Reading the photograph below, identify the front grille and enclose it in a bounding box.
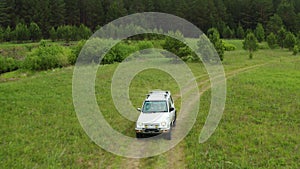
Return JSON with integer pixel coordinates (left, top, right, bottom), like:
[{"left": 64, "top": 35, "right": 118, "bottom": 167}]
[{"left": 144, "top": 129, "right": 160, "bottom": 133}]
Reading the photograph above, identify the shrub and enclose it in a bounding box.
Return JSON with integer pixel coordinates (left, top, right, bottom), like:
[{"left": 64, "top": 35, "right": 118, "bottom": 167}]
[
  {"left": 70, "top": 40, "right": 86, "bottom": 65},
  {"left": 0, "top": 56, "right": 19, "bottom": 74},
  {"left": 137, "top": 41, "right": 154, "bottom": 54},
  {"left": 223, "top": 42, "right": 237, "bottom": 51},
  {"left": 293, "top": 45, "right": 298, "bottom": 55},
  {"left": 107, "top": 42, "right": 139, "bottom": 63},
  {"left": 23, "top": 43, "right": 72, "bottom": 70},
  {"left": 163, "top": 34, "right": 191, "bottom": 59}
]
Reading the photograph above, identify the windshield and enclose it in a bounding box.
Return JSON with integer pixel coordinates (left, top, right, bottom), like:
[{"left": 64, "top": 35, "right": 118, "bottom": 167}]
[{"left": 142, "top": 101, "right": 168, "bottom": 113}]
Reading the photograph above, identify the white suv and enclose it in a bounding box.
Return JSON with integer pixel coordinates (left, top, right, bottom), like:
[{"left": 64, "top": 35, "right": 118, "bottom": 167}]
[{"left": 135, "top": 91, "right": 176, "bottom": 140}]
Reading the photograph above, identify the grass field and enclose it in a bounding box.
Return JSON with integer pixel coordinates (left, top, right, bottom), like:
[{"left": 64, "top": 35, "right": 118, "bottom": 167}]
[{"left": 0, "top": 40, "right": 299, "bottom": 168}]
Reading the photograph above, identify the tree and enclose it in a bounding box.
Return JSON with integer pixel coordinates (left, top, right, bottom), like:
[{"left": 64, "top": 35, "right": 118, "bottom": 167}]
[
  {"left": 207, "top": 28, "right": 225, "bottom": 61},
  {"left": 277, "top": 1, "right": 297, "bottom": 32},
  {"left": 277, "top": 27, "right": 286, "bottom": 48},
  {"left": 64, "top": 0, "right": 80, "bottom": 25},
  {"left": 267, "top": 33, "right": 277, "bottom": 49},
  {"left": 49, "top": 27, "right": 57, "bottom": 42},
  {"left": 222, "top": 26, "right": 234, "bottom": 39},
  {"left": 243, "top": 33, "right": 258, "bottom": 59},
  {"left": 77, "top": 24, "right": 92, "bottom": 40},
  {"left": 284, "top": 32, "right": 296, "bottom": 51},
  {"left": 266, "top": 14, "right": 283, "bottom": 34},
  {"left": 83, "top": 0, "right": 104, "bottom": 30},
  {"left": 0, "top": 0, "right": 9, "bottom": 27},
  {"left": 15, "top": 23, "right": 30, "bottom": 42},
  {"left": 29, "top": 22, "right": 42, "bottom": 42},
  {"left": 162, "top": 31, "right": 192, "bottom": 61},
  {"left": 0, "top": 27, "right": 4, "bottom": 42},
  {"left": 49, "top": 0, "right": 65, "bottom": 28},
  {"left": 236, "top": 24, "right": 245, "bottom": 39},
  {"left": 3, "top": 26, "right": 12, "bottom": 41},
  {"left": 106, "top": 0, "right": 127, "bottom": 23},
  {"left": 255, "top": 23, "right": 265, "bottom": 42}
]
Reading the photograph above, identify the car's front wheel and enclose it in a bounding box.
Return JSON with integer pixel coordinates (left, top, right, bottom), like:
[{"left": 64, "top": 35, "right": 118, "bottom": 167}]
[
  {"left": 136, "top": 133, "right": 143, "bottom": 139},
  {"left": 165, "top": 129, "right": 172, "bottom": 140}
]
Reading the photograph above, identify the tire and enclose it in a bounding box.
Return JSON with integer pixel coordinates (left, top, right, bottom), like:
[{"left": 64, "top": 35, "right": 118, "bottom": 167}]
[
  {"left": 172, "top": 111, "right": 177, "bottom": 127},
  {"left": 136, "top": 133, "right": 142, "bottom": 139},
  {"left": 165, "top": 129, "right": 172, "bottom": 140}
]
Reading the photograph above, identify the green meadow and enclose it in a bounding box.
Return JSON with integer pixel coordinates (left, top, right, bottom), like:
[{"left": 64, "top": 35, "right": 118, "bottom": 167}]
[{"left": 0, "top": 40, "right": 299, "bottom": 168}]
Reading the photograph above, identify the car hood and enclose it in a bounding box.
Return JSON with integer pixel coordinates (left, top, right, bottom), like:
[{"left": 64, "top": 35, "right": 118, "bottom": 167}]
[{"left": 137, "top": 112, "right": 170, "bottom": 124}]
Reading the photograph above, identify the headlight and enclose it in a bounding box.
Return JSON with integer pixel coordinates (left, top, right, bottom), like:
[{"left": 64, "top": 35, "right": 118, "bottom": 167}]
[
  {"left": 137, "top": 122, "right": 143, "bottom": 127},
  {"left": 161, "top": 122, "right": 167, "bottom": 127}
]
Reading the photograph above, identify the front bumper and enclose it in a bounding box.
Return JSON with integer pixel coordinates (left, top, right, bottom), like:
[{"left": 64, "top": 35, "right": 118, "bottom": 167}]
[{"left": 135, "top": 128, "right": 170, "bottom": 134}]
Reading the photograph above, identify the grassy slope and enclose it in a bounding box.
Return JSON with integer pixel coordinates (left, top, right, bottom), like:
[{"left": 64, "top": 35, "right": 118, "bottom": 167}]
[{"left": 0, "top": 40, "right": 299, "bottom": 168}]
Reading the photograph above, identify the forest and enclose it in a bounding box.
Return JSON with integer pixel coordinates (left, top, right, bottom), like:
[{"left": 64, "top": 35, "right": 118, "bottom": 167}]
[{"left": 0, "top": 0, "right": 300, "bottom": 40}]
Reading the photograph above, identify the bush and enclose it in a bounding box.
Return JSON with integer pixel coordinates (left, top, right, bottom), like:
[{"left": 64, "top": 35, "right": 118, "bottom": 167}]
[
  {"left": 163, "top": 34, "right": 191, "bottom": 59},
  {"left": 23, "top": 43, "right": 72, "bottom": 70},
  {"left": 106, "top": 42, "right": 139, "bottom": 63},
  {"left": 70, "top": 40, "right": 86, "bottom": 65},
  {"left": 137, "top": 41, "right": 154, "bottom": 54},
  {"left": 0, "top": 56, "right": 19, "bottom": 74},
  {"left": 284, "top": 32, "right": 296, "bottom": 51},
  {"left": 293, "top": 45, "right": 298, "bottom": 55},
  {"left": 223, "top": 42, "right": 237, "bottom": 51}
]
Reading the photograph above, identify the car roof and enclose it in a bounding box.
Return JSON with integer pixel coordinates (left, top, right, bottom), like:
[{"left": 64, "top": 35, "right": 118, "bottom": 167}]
[{"left": 145, "top": 91, "right": 171, "bottom": 101}]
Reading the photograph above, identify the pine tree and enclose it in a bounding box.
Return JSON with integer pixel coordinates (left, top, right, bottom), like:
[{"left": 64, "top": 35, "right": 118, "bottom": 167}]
[
  {"left": 29, "top": 22, "right": 42, "bottom": 42},
  {"left": 207, "top": 28, "right": 225, "bottom": 61},
  {"left": 15, "top": 23, "right": 30, "bottom": 42},
  {"left": 255, "top": 23, "right": 265, "bottom": 42},
  {"left": 84, "top": 0, "right": 105, "bottom": 30},
  {"left": 277, "top": 1, "right": 297, "bottom": 32},
  {"left": 236, "top": 24, "right": 245, "bottom": 39},
  {"left": 284, "top": 32, "right": 296, "bottom": 51},
  {"left": 49, "top": 27, "right": 57, "bottom": 42},
  {"left": 3, "top": 26, "right": 12, "bottom": 41},
  {"left": 0, "top": 0, "right": 9, "bottom": 27},
  {"left": 49, "top": 0, "right": 65, "bottom": 28},
  {"left": 243, "top": 32, "right": 258, "bottom": 59},
  {"left": 266, "top": 14, "right": 283, "bottom": 34},
  {"left": 64, "top": 0, "right": 80, "bottom": 25},
  {"left": 106, "top": 0, "right": 127, "bottom": 23},
  {"left": 35, "top": 0, "right": 51, "bottom": 37},
  {"left": 267, "top": 33, "right": 277, "bottom": 49},
  {"left": 277, "top": 27, "right": 286, "bottom": 48}
]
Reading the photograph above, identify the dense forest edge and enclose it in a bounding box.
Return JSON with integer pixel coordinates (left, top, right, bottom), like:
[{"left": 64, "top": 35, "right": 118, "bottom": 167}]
[{"left": 0, "top": 0, "right": 300, "bottom": 74}]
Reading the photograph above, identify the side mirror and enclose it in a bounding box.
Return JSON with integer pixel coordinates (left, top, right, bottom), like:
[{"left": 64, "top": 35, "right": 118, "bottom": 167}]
[
  {"left": 137, "top": 108, "right": 141, "bottom": 112},
  {"left": 169, "top": 107, "right": 174, "bottom": 112}
]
